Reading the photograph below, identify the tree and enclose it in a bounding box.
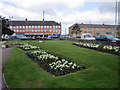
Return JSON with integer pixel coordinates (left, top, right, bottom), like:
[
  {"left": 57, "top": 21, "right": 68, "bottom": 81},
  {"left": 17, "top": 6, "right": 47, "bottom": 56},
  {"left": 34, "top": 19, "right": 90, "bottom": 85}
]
[
  {"left": 71, "top": 23, "right": 82, "bottom": 37},
  {"left": 1, "top": 17, "right": 14, "bottom": 35}
]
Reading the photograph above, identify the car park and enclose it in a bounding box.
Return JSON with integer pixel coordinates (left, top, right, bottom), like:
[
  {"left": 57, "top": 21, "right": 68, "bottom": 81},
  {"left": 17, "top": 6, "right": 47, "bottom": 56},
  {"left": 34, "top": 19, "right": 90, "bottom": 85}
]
[
  {"left": 80, "top": 33, "right": 95, "bottom": 40},
  {"left": 96, "top": 34, "right": 120, "bottom": 42}
]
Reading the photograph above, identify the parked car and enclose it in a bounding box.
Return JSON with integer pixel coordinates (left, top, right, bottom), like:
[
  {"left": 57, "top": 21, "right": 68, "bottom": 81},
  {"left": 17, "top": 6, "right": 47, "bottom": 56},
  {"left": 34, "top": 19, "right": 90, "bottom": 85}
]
[
  {"left": 10, "top": 36, "right": 19, "bottom": 39},
  {"left": 80, "top": 33, "right": 95, "bottom": 40},
  {"left": 96, "top": 34, "right": 120, "bottom": 42}
]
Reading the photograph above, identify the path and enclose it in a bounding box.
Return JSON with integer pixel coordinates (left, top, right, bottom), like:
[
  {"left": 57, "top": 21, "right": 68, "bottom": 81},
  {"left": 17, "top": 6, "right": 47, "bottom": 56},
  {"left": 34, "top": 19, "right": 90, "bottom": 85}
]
[{"left": 0, "top": 46, "right": 16, "bottom": 90}]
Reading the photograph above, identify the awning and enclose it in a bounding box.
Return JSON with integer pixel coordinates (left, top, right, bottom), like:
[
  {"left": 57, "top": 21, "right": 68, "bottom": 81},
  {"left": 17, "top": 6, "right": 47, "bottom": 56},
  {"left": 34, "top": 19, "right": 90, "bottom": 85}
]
[{"left": 25, "top": 33, "right": 43, "bottom": 35}]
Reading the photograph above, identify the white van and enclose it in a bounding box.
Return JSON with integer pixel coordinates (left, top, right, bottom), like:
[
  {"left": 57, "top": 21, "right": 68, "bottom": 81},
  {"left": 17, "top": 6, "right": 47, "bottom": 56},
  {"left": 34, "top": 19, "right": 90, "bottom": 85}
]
[{"left": 80, "top": 33, "right": 95, "bottom": 40}]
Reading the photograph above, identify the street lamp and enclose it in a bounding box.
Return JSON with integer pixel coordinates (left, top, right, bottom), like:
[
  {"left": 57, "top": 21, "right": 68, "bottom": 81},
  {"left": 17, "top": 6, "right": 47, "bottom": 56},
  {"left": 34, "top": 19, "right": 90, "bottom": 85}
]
[
  {"left": 43, "top": 11, "right": 45, "bottom": 42},
  {"left": 0, "top": 16, "right": 2, "bottom": 41},
  {"left": 9, "top": 16, "right": 13, "bottom": 26}
]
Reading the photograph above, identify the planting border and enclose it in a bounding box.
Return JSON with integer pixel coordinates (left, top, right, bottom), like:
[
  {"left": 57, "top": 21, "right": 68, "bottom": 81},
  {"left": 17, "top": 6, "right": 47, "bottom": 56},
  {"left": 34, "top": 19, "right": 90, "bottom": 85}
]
[
  {"left": 72, "top": 43, "right": 120, "bottom": 56},
  {"left": 26, "top": 52, "right": 86, "bottom": 76}
]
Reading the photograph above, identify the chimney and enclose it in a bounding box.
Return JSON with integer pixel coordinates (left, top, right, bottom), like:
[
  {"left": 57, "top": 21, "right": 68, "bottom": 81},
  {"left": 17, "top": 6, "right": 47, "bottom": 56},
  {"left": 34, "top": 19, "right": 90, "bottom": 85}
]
[
  {"left": 25, "top": 18, "right": 28, "bottom": 26},
  {"left": 25, "top": 18, "right": 27, "bottom": 22}
]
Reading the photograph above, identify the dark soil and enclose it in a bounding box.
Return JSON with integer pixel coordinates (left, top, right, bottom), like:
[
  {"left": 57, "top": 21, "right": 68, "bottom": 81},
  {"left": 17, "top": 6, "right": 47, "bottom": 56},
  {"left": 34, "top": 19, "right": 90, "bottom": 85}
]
[
  {"left": 72, "top": 43, "right": 120, "bottom": 56},
  {"left": 26, "top": 53, "right": 85, "bottom": 76}
]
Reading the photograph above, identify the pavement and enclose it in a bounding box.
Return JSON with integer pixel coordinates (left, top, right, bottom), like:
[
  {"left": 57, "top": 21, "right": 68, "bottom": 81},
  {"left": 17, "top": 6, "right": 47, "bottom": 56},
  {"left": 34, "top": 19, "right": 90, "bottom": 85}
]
[{"left": 0, "top": 45, "right": 15, "bottom": 90}]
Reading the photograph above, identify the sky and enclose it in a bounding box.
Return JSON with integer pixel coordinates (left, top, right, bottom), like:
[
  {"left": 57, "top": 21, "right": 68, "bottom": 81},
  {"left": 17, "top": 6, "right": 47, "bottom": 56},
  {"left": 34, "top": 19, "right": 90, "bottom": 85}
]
[{"left": 0, "top": 0, "right": 120, "bottom": 35}]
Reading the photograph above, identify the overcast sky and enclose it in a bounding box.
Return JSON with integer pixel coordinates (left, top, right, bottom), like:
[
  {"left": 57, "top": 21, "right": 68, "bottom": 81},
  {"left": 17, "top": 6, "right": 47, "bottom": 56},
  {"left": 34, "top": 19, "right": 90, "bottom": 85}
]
[{"left": 0, "top": 0, "right": 119, "bottom": 34}]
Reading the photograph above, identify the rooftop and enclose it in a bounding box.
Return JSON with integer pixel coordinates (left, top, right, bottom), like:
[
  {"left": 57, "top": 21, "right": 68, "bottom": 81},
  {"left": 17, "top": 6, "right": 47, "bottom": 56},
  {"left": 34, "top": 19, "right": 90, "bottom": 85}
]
[
  {"left": 69, "top": 23, "right": 119, "bottom": 29},
  {"left": 9, "top": 20, "right": 61, "bottom": 26}
]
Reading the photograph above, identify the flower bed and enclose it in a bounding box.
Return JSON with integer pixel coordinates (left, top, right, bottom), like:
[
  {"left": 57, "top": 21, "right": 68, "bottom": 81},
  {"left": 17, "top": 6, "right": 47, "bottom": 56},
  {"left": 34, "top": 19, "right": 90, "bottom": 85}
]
[
  {"left": 72, "top": 42, "right": 120, "bottom": 55},
  {"left": 12, "top": 42, "right": 25, "bottom": 45},
  {"left": 12, "top": 42, "right": 41, "bottom": 51},
  {"left": 19, "top": 43, "right": 41, "bottom": 51},
  {"left": 27, "top": 50, "right": 86, "bottom": 76}
]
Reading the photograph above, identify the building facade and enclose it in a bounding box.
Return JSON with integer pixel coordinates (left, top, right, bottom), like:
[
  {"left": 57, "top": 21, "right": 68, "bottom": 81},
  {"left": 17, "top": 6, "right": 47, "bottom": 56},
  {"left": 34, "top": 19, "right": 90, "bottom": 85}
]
[
  {"left": 9, "top": 19, "right": 61, "bottom": 37},
  {"left": 69, "top": 23, "right": 120, "bottom": 37}
]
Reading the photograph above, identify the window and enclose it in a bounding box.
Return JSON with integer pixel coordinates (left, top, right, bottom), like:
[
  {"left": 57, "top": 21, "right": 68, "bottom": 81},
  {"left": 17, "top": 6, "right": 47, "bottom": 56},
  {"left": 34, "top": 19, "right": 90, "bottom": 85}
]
[
  {"left": 44, "top": 30, "right": 46, "bottom": 32},
  {"left": 41, "top": 30, "right": 43, "bottom": 32},
  {"left": 112, "top": 28, "right": 114, "bottom": 30},
  {"left": 35, "top": 26, "right": 37, "bottom": 28},
  {"left": 47, "top": 30, "right": 49, "bottom": 32},
  {"left": 84, "top": 31, "right": 87, "bottom": 33},
  {"left": 14, "top": 30, "right": 16, "bottom": 32},
  {"left": 53, "top": 30, "right": 55, "bottom": 32},
  {"left": 50, "top": 30, "right": 52, "bottom": 32},
  {"left": 32, "top": 26, "right": 34, "bottom": 28},
  {"left": 26, "top": 26, "right": 28, "bottom": 28},
  {"left": 16, "top": 26, "right": 18, "bottom": 28},
  {"left": 58, "top": 26, "right": 60, "bottom": 28},
  {"left": 53, "top": 26, "right": 55, "bottom": 28},
  {"left": 50, "top": 26, "right": 52, "bottom": 28},
  {"left": 26, "top": 30, "right": 28, "bottom": 32},
  {"left": 44, "top": 26, "right": 46, "bottom": 28},
  {"left": 23, "top": 26, "right": 25, "bottom": 28},
  {"left": 47, "top": 26, "right": 49, "bottom": 28},
  {"left": 29, "top": 30, "right": 31, "bottom": 32},
  {"left": 23, "top": 30, "right": 25, "bottom": 32},
  {"left": 56, "top": 30, "right": 58, "bottom": 32},
  {"left": 103, "top": 31, "right": 104, "bottom": 33},
  {"left": 32, "top": 30, "right": 34, "bottom": 32},
  {"left": 20, "top": 30, "right": 22, "bottom": 32},
  {"left": 17, "top": 30, "right": 19, "bottom": 32},
  {"left": 56, "top": 26, "right": 58, "bottom": 28},
  {"left": 96, "top": 28, "right": 98, "bottom": 30},
  {"left": 59, "top": 30, "right": 60, "bottom": 32},
  {"left": 29, "top": 26, "right": 31, "bottom": 28},
  {"left": 38, "top": 30, "right": 40, "bottom": 32},
  {"left": 35, "top": 30, "right": 37, "bottom": 32},
  {"left": 41, "top": 26, "right": 43, "bottom": 28},
  {"left": 38, "top": 26, "right": 40, "bottom": 28},
  {"left": 85, "top": 28, "right": 87, "bottom": 30},
  {"left": 14, "top": 26, "right": 16, "bottom": 28},
  {"left": 10, "top": 26, "right": 12, "bottom": 28}
]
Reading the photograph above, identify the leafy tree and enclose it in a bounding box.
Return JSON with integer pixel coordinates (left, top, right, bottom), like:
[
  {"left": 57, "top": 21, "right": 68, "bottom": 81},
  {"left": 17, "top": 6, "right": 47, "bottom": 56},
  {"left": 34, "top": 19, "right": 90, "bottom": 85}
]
[
  {"left": 71, "top": 23, "right": 82, "bottom": 37},
  {"left": 1, "top": 17, "right": 14, "bottom": 35}
]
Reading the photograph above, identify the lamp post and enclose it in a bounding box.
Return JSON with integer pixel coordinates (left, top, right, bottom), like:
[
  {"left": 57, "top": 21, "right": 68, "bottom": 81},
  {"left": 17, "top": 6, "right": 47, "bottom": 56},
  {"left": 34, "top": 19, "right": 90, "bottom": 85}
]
[
  {"left": 9, "top": 16, "right": 13, "bottom": 26},
  {"left": 0, "top": 16, "right": 2, "bottom": 41},
  {"left": 43, "top": 11, "right": 45, "bottom": 42},
  {"left": 64, "top": 27, "right": 66, "bottom": 39},
  {"left": 115, "top": 0, "right": 118, "bottom": 37}
]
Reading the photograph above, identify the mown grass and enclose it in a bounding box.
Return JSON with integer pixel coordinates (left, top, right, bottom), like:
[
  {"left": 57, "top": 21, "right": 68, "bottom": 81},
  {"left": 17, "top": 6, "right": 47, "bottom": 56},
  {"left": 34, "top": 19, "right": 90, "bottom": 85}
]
[{"left": 4, "top": 40, "right": 118, "bottom": 88}]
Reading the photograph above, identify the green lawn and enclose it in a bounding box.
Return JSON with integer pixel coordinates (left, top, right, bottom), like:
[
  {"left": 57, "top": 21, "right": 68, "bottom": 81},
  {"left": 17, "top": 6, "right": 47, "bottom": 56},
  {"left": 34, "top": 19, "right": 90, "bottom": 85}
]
[
  {"left": 4, "top": 40, "right": 118, "bottom": 88},
  {"left": 0, "top": 41, "right": 7, "bottom": 45}
]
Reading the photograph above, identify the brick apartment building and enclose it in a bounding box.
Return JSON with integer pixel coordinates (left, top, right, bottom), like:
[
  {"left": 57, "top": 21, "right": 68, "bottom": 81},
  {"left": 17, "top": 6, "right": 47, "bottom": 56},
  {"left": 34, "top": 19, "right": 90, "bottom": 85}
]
[
  {"left": 69, "top": 23, "right": 120, "bottom": 37},
  {"left": 9, "top": 19, "right": 61, "bottom": 37}
]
